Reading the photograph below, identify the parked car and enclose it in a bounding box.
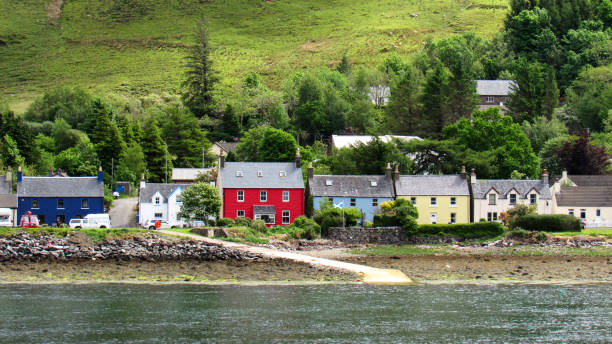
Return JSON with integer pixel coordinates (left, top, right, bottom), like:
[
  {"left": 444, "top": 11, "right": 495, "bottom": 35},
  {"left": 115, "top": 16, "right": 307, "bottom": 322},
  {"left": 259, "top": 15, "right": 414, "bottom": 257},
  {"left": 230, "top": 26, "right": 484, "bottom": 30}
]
[
  {"left": 20, "top": 212, "right": 40, "bottom": 228},
  {"left": 84, "top": 214, "right": 111, "bottom": 228},
  {"left": 68, "top": 218, "right": 110, "bottom": 229},
  {"left": 142, "top": 219, "right": 181, "bottom": 230}
]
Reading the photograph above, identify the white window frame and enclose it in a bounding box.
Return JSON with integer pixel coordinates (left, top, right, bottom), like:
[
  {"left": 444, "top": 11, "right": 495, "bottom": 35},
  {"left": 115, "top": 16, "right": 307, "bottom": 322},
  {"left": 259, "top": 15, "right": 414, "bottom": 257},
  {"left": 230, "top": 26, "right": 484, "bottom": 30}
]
[
  {"left": 279, "top": 171, "right": 286, "bottom": 177},
  {"left": 410, "top": 197, "right": 416, "bottom": 205},
  {"left": 282, "top": 190, "right": 290, "bottom": 202},
  {"left": 509, "top": 194, "right": 517, "bottom": 205},
  {"left": 430, "top": 197, "right": 437, "bottom": 206},
  {"left": 596, "top": 209, "right": 601, "bottom": 217},
  {"left": 260, "top": 190, "right": 267, "bottom": 202},
  {"left": 236, "top": 171, "right": 243, "bottom": 177},
  {"left": 569, "top": 209, "right": 575, "bottom": 216},
  {"left": 57, "top": 199, "right": 64, "bottom": 209},
  {"left": 154, "top": 213, "right": 163, "bottom": 219},
  {"left": 530, "top": 194, "right": 537, "bottom": 204},
  {"left": 257, "top": 171, "right": 264, "bottom": 177},
  {"left": 450, "top": 197, "right": 456, "bottom": 206},
  {"left": 350, "top": 198, "right": 356, "bottom": 207},
  {"left": 489, "top": 194, "right": 496, "bottom": 205},
  {"left": 282, "top": 210, "right": 290, "bottom": 224},
  {"left": 155, "top": 197, "right": 161, "bottom": 205},
  {"left": 372, "top": 198, "right": 378, "bottom": 207},
  {"left": 487, "top": 212, "right": 498, "bottom": 221},
  {"left": 430, "top": 213, "right": 437, "bottom": 224},
  {"left": 580, "top": 209, "right": 586, "bottom": 219},
  {"left": 486, "top": 96, "right": 494, "bottom": 103},
  {"left": 450, "top": 212, "right": 456, "bottom": 224},
  {"left": 255, "top": 214, "right": 275, "bottom": 224},
  {"left": 81, "top": 199, "right": 89, "bottom": 209},
  {"left": 237, "top": 210, "right": 245, "bottom": 217},
  {"left": 32, "top": 199, "right": 39, "bottom": 209},
  {"left": 237, "top": 190, "right": 244, "bottom": 202}
]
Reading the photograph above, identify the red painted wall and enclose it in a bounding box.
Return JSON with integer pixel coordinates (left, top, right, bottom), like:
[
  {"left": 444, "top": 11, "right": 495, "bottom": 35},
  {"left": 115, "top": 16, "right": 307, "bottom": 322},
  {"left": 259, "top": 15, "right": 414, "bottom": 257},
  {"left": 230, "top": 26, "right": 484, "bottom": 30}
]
[{"left": 223, "top": 188, "right": 304, "bottom": 225}]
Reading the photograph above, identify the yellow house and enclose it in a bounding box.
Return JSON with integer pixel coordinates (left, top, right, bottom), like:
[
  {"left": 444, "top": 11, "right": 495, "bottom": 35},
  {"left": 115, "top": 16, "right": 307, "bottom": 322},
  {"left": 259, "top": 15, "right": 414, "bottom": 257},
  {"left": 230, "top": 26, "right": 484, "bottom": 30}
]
[{"left": 395, "top": 175, "right": 471, "bottom": 224}]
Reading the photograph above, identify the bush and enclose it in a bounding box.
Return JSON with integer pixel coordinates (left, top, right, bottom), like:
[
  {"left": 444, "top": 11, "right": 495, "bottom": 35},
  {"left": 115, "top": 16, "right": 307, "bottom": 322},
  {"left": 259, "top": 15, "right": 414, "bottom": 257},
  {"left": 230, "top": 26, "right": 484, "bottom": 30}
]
[
  {"left": 417, "top": 222, "right": 504, "bottom": 239},
  {"left": 216, "top": 218, "right": 234, "bottom": 227},
  {"left": 234, "top": 217, "right": 252, "bottom": 227},
  {"left": 373, "top": 198, "right": 418, "bottom": 234},
  {"left": 292, "top": 216, "right": 321, "bottom": 240},
  {"left": 373, "top": 213, "right": 402, "bottom": 227},
  {"left": 249, "top": 219, "right": 267, "bottom": 233},
  {"left": 510, "top": 214, "right": 581, "bottom": 232},
  {"left": 314, "top": 204, "right": 362, "bottom": 236},
  {"left": 505, "top": 228, "right": 549, "bottom": 242}
]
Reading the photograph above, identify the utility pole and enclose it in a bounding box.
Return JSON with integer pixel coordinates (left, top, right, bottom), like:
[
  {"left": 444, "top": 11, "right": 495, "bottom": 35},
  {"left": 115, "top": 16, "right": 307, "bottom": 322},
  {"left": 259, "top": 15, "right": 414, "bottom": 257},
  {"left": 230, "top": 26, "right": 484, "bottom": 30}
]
[
  {"left": 164, "top": 142, "right": 168, "bottom": 184},
  {"left": 202, "top": 147, "right": 206, "bottom": 168},
  {"left": 111, "top": 158, "right": 114, "bottom": 188}
]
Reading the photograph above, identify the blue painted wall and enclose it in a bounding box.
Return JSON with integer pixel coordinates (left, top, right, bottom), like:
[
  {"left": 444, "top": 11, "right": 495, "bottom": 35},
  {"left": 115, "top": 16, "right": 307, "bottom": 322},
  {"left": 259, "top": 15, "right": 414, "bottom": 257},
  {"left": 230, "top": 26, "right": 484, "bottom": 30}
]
[
  {"left": 17, "top": 197, "right": 104, "bottom": 226},
  {"left": 313, "top": 196, "right": 393, "bottom": 222}
]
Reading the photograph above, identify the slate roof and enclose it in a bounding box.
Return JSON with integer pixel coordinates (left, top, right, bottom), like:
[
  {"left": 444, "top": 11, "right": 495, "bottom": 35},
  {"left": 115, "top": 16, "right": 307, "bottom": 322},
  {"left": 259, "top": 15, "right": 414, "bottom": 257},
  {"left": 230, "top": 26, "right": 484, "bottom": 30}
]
[
  {"left": 215, "top": 141, "right": 238, "bottom": 153},
  {"left": 331, "top": 135, "right": 422, "bottom": 149},
  {"left": 309, "top": 175, "right": 394, "bottom": 198},
  {"left": 556, "top": 186, "right": 612, "bottom": 207},
  {"left": 253, "top": 205, "right": 275, "bottom": 214},
  {"left": 550, "top": 174, "right": 612, "bottom": 186},
  {"left": 476, "top": 80, "right": 516, "bottom": 96},
  {"left": 220, "top": 162, "right": 304, "bottom": 189},
  {"left": 17, "top": 177, "right": 104, "bottom": 198},
  {"left": 139, "top": 183, "right": 190, "bottom": 204},
  {"left": 171, "top": 168, "right": 212, "bottom": 182},
  {"left": 395, "top": 175, "right": 470, "bottom": 196},
  {"left": 472, "top": 179, "right": 552, "bottom": 200},
  {"left": 0, "top": 194, "right": 17, "bottom": 208}
]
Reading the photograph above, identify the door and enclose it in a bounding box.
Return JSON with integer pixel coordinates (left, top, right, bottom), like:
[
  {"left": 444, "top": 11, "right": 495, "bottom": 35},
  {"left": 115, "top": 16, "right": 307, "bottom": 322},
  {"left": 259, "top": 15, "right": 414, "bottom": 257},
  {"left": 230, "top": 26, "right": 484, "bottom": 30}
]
[{"left": 430, "top": 213, "right": 437, "bottom": 224}]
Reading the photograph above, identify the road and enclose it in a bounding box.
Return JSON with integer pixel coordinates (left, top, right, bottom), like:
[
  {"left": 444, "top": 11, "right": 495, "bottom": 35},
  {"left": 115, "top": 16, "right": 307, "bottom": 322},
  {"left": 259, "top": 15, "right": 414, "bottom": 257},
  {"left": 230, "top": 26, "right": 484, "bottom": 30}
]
[{"left": 110, "top": 197, "right": 138, "bottom": 228}]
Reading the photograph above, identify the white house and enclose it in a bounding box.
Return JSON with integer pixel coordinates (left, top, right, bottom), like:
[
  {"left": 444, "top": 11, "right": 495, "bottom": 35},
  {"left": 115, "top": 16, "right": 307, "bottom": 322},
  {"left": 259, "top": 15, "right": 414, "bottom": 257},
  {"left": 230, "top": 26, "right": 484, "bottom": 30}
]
[
  {"left": 471, "top": 170, "right": 553, "bottom": 222},
  {"left": 138, "top": 178, "right": 190, "bottom": 227}
]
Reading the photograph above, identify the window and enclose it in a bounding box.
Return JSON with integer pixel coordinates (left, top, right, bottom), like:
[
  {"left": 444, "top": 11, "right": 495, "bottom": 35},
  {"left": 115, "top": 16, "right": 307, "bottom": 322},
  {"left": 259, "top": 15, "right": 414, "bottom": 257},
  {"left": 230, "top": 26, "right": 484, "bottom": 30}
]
[
  {"left": 328, "top": 197, "right": 334, "bottom": 204},
  {"left": 530, "top": 194, "right": 537, "bottom": 204},
  {"left": 450, "top": 213, "right": 456, "bottom": 224},
  {"left": 176, "top": 195, "right": 182, "bottom": 203},
  {"left": 255, "top": 214, "right": 275, "bottom": 224},
  {"left": 488, "top": 194, "right": 496, "bottom": 205},
  {"left": 32, "top": 199, "right": 39, "bottom": 209},
  {"left": 430, "top": 213, "right": 437, "bottom": 224},
  {"left": 236, "top": 171, "right": 243, "bottom": 177},
  {"left": 260, "top": 190, "right": 267, "bottom": 202},
  {"left": 596, "top": 209, "right": 601, "bottom": 217},
  {"left": 410, "top": 197, "right": 416, "bottom": 205},
  {"left": 569, "top": 209, "right": 575, "bottom": 216},
  {"left": 154, "top": 213, "right": 162, "bottom": 219},
  {"left": 509, "top": 194, "right": 517, "bottom": 205},
  {"left": 257, "top": 171, "right": 263, "bottom": 177},
  {"left": 430, "top": 197, "right": 437, "bottom": 206},
  {"left": 370, "top": 180, "right": 378, "bottom": 187},
  {"left": 279, "top": 171, "right": 286, "bottom": 177},
  {"left": 350, "top": 198, "right": 356, "bottom": 207},
  {"left": 487, "top": 212, "right": 498, "bottom": 221},
  {"left": 372, "top": 198, "right": 378, "bottom": 207},
  {"left": 283, "top": 191, "right": 290, "bottom": 202},
  {"left": 237, "top": 190, "right": 244, "bottom": 202},
  {"left": 57, "top": 199, "right": 64, "bottom": 209},
  {"left": 282, "top": 210, "right": 290, "bottom": 224},
  {"left": 486, "top": 96, "right": 494, "bottom": 103},
  {"left": 326, "top": 179, "right": 333, "bottom": 186},
  {"left": 237, "top": 210, "right": 245, "bottom": 217},
  {"left": 81, "top": 199, "right": 89, "bottom": 209},
  {"left": 450, "top": 197, "right": 456, "bottom": 206},
  {"left": 580, "top": 209, "right": 586, "bottom": 219},
  {"left": 155, "top": 197, "right": 160, "bottom": 204}
]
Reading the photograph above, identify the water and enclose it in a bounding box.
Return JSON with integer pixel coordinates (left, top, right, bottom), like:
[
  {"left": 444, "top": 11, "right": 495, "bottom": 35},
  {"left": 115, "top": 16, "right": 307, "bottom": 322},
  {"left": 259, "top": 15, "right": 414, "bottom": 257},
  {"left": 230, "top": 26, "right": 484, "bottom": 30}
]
[{"left": 0, "top": 284, "right": 610, "bottom": 343}]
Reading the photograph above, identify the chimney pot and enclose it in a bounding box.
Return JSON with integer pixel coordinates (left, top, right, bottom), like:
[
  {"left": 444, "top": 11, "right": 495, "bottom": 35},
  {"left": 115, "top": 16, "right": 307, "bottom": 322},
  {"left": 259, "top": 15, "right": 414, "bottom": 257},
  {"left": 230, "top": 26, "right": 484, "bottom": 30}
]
[{"left": 470, "top": 169, "right": 476, "bottom": 184}]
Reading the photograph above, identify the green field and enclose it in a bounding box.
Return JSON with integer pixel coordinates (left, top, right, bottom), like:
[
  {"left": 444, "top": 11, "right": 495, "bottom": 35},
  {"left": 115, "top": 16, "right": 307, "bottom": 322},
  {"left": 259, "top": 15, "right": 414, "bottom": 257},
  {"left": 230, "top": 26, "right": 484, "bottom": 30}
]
[{"left": 0, "top": 0, "right": 509, "bottom": 112}]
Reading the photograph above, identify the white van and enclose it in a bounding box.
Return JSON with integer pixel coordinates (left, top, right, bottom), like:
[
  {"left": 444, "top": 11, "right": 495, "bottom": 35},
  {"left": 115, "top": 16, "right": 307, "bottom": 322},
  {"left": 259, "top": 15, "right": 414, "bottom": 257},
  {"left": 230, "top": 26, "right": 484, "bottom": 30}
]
[
  {"left": 69, "top": 218, "right": 107, "bottom": 229},
  {"left": 84, "top": 214, "right": 112, "bottom": 228},
  {"left": 0, "top": 208, "right": 12, "bottom": 227}
]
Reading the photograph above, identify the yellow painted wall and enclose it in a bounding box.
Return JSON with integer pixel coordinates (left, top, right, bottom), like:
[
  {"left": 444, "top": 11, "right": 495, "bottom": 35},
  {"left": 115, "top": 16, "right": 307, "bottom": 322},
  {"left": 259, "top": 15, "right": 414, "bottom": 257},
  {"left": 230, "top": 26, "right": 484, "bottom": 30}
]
[{"left": 398, "top": 195, "right": 470, "bottom": 224}]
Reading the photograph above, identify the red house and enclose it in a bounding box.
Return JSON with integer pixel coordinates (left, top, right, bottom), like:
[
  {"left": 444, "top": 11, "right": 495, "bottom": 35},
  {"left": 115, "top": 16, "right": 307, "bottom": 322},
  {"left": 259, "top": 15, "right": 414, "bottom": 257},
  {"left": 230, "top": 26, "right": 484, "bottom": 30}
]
[{"left": 218, "top": 157, "right": 305, "bottom": 226}]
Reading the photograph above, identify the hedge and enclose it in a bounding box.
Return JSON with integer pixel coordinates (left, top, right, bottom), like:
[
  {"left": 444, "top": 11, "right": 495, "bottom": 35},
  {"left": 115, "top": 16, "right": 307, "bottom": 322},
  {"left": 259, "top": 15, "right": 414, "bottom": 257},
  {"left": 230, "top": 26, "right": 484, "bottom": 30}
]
[
  {"left": 510, "top": 214, "right": 581, "bottom": 232},
  {"left": 373, "top": 213, "right": 402, "bottom": 227},
  {"left": 416, "top": 222, "right": 504, "bottom": 239}
]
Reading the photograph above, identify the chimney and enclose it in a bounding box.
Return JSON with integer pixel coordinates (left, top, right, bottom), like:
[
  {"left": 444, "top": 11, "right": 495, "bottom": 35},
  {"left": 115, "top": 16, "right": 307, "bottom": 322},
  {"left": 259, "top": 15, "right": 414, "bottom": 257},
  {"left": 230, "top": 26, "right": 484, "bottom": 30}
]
[
  {"left": 97, "top": 166, "right": 104, "bottom": 183},
  {"left": 470, "top": 169, "right": 476, "bottom": 184},
  {"left": 219, "top": 155, "right": 225, "bottom": 168},
  {"left": 385, "top": 162, "right": 392, "bottom": 180},
  {"left": 139, "top": 173, "right": 146, "bottom": 189},
  {"left": 393, "top": 164, "right": 400, "bottom": 181},
  {"left": 17, "top": 166, "right": 22, "bottom": 183},
  {"left": 307, "top": 161, "right": 314, "bottom": 180},
  {"left": 48, "top": 168, "right": 53, "bottom": 177},
  {"left": 460, "top": 166, "right": 467, "bottom": 179},
  {"left": 541, "top": 168, "right": 549, "bottom": 185},
  {"left": 562, "top": 168, "right": 568, "bottom": 180},
  {"left": 295, "top": 148, "right": 301, "bottom": 168}
]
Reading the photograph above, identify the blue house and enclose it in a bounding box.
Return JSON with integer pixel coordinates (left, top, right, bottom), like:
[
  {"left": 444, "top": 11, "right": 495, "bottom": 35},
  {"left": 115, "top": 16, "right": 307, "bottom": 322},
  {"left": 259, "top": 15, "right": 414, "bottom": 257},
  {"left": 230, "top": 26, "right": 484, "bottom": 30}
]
[
  {"left": 307, "top": 163, "right": 395, "bottom": 222},
  {"left": 16, "top": 167, "right": 105, "bottom": 226}
]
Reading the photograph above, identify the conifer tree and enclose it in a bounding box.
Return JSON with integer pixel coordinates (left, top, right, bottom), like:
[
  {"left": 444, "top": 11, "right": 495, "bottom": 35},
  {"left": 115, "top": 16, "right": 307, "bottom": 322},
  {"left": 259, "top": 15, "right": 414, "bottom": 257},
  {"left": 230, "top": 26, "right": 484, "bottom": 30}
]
[
  {"left": 142, "top": 118, "right": 172, "bottom": 182},
  {"left": 89, "top": 99, "right": 126, "bottom": 176}
]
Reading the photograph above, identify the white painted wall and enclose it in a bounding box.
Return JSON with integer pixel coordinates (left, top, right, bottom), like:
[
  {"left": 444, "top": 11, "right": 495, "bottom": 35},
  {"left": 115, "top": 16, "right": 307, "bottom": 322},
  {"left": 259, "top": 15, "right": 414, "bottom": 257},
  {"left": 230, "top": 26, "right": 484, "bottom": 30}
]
[
  {"left": 139, "top": 188, "right": 186, "bottom": 227},
  {"left": 474, "top": 189, "right": 552, "bottom": 221}
]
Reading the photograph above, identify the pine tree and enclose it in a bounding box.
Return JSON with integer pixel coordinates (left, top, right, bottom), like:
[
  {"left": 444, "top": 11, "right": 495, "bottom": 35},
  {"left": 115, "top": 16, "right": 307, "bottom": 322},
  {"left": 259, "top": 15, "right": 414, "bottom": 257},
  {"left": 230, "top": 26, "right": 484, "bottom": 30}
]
[
  {"left": 421, "top": 62, "right": 452, "bottom": 136},
  {"left": 142, "top": 118, "right": 172, "bottom": 183},
  {"left": 182, "top": 17, "right": 218, "bottom": 118},
  {"left": 337, "top": 54, "right": 351, "bottom": 76},
  {"left": 90, "top": 99, "right": 126, "bottom": 176}
]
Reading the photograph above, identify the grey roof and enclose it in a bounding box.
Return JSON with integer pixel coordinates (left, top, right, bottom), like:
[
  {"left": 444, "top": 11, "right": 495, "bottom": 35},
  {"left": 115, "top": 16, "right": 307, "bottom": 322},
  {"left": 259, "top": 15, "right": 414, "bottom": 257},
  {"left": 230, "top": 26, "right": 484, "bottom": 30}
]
[
  {"left": 139, "top": 183, "right": 190, "bottom": 203},
  {"left": 171, "top": 168, "right": 212, "bottom": 182},
  {"left": 472, "top": 179, "right": 552, "bottom": 200},
  {"left": 216, "top": 141, "right": 238, "bottom": 153},
  {"left": 309, "top": 175, "right": 394, "bottom": 198},
  {"left": 0, "top": 194, "right": 17, "bottom": 208},
  {"left": 220, "top": 162, "right": 304, "bottom": 189},
  {"left": 395, "top": 175, "right": 470, "bottom": 196},
  {"left": 550, "top": 174, "right": 612, "bottom": 186},
  {"left": 253, "top": 205, "right": 275, "bottom": 215},
  {"left": 476, "top": 80, "right": 516, "bottom": 96},
  {"left": 556, "top": 186, "right": 612, "bottom": 207},
  {"left": 0, "top": 178, "right": 10, "bottom": 194},
  {"left": 17, "top": 176, "right": 104, "bottom": 198}
]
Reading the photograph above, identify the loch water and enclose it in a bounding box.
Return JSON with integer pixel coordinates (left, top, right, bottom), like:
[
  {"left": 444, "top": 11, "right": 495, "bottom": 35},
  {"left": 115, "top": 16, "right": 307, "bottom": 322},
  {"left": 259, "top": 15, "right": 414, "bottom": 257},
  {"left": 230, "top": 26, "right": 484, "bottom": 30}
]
[{"left": 0, "top": 284, "right": 610, "bottom": 343}]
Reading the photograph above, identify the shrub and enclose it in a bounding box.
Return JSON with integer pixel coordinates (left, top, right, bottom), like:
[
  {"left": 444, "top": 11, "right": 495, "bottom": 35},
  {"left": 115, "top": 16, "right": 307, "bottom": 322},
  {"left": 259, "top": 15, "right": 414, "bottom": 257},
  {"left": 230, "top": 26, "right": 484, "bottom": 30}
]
[
  {"left": 216, "top": 218, "right": 234, "bottom": 227},
  {"left": 249, "top": 219, "right": 267, "bottom": 233},
  {"left": 417, "top": 222, "right": 504, "bottom": 239},
  {"left": 373, "top": 198, "right": 418, "bottom": 234},
  {"left": 505, "top": 228, "right": 529, "bottom": 239},
  {"left": 314, "top": 204, "right": 362, "bottom": 236},
  {"left": 510, "top": 214, "right": 581, "bottom": 232},
  {"left": 505, "top": 228, "right": 549, "bottom": 242},
  {"left": 373, "top": 213, "right": 401, "bottom": 227},
  {"left": 234, "top": 217, "right": 252, "bottom": 227},
  {"left": 506, "top": 204, "right": 536, "bottom": 226}
]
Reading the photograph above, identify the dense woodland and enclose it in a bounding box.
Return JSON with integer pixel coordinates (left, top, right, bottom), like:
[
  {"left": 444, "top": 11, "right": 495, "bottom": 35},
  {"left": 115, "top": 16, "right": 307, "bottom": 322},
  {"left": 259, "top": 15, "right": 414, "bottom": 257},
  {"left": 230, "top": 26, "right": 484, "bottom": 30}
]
[{"left": 1, "top": 0, "right": 612, "bottom": 195}]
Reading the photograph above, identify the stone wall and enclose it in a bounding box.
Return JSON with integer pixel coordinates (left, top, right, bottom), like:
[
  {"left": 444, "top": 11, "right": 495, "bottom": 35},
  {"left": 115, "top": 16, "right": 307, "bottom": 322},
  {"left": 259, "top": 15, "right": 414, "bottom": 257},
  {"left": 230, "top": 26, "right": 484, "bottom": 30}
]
[{"left": 327, "top": 226, "right": 462, "bottom": 245}]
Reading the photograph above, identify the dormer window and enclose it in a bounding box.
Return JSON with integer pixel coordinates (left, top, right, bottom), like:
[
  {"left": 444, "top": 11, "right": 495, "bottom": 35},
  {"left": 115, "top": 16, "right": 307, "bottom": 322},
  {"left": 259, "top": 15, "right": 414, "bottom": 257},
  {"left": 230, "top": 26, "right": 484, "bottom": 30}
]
[
  {"left": 370, "top": 180, "right": 377, "bottom": 187},
  {"left": 236, "top": 171, "right": 243, "bottom": 177},
  {"left": 530, "top": 194, "right": 537, "bottom": 204},
  {"left": 488, "top": 194, "right": 496, "bottom": 205},
  {"left": 257, "top": 171, "right": 263, "bottom": 177},
  {"left": 326, "top": 180, "right": 333, "bottom": 186},
  {"left": 155, "top": 197, "right": 161, "bottom": 204},
  {"left": 279, "top": 171, "right": 286, "bottom": 177}
]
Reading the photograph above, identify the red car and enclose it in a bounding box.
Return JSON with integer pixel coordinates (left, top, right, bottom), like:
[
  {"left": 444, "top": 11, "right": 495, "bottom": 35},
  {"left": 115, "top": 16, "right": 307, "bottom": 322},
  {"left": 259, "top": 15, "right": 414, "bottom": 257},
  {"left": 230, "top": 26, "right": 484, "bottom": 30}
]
[{"left": 20, "top": 212, "right": 40, "bottom": 228}]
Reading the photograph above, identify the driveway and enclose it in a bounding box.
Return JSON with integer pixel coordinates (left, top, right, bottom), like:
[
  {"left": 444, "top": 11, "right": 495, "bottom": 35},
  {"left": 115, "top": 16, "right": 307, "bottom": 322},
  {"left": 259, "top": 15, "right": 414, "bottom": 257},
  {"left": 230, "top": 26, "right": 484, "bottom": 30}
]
[{"left": 110, "top": 197, "right": 138, "bottom": 228}]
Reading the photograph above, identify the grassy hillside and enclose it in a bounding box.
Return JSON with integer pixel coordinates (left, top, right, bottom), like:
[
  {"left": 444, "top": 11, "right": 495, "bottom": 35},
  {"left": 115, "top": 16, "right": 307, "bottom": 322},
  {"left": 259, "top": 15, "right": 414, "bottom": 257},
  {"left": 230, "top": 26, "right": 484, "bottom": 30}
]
[{"left": 0, "top": 0, "right": 509, "bottom": 112}]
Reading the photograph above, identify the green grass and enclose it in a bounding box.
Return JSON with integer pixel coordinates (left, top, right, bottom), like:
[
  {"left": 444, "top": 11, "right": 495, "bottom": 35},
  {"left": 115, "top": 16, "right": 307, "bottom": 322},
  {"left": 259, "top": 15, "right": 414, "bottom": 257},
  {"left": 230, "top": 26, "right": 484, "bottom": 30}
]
[
  {"left": 350, "top": 244, "right": 455, "bottom": 256},
  {"left": 0, "top": 0, "right": 509, "bottom": 111},
  {"left": 549, "top": 228, "right": 612, "bottom": 238},
  {"left": 0, "top": 226, "right": 150, "bottom": 243}
]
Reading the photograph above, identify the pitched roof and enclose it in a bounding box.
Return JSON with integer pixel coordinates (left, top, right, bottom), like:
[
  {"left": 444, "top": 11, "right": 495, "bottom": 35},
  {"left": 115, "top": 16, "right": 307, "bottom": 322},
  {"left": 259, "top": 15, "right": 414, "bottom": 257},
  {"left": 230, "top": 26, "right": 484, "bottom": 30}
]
[
  {"left": 475, "top": 80, "right": 515, "bottom": 96},
  {"left": 473, "top": 179, "right": 552, "bottom": 200},
  {"left": 215, "top": 141, "right": 238, "bottom": 153},
  {"left": 550, "top": 174, "right": 612, "bottom": 186},
  {"left": 309, "top": 175, "right": 394, "bottom": 198},
  {"left": 0, "top": 194, "right": 17, "bottom": 208},
  {"left": 17, "top": 176, "right": 104, "bottom": 198},
  {"left": 171, "top": 168, "right": 212, "bottom": 182},
  {"left": 331, "top": 135, "right": 422, "bottom": 149},
  {"left": 395, "top": 175, "right": 470, "bottom": 196},
  {"left": 555, "top": 186, "right": 612, "bottom": 207},
  {"left": 220, "top": 162, "right": 304, "bottom": 189},
  {"left": 139, "top": 183, "right": 190, "bottom": 203}
]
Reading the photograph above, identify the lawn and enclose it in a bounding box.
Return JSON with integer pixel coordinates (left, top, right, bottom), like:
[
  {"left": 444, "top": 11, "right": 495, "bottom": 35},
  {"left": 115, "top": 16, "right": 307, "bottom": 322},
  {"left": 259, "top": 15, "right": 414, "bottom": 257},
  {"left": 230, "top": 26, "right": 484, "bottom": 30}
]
[
  {"left": 0, "top": 0, "right": 509, "bottom": 111},
  {"left": 0, "top": 226, "right": 151, "bottom": 243},
  {"left": 549, "top": 228, "right": 612, "bottom": 238}
]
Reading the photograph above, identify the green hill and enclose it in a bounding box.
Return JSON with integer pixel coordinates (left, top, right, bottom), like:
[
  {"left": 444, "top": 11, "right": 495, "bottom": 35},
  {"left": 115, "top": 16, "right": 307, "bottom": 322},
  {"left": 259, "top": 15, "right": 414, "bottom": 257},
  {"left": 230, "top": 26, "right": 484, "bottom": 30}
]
[{"left": 0, "top": 0, "right": 509, "bottom": 112}]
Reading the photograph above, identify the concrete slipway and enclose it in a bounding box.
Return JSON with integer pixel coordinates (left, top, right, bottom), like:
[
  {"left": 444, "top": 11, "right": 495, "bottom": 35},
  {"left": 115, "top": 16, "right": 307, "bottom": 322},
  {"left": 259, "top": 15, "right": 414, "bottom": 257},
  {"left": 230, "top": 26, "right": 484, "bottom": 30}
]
[{"left": 158, "top": 230, "right": 414, "bottom": 285}]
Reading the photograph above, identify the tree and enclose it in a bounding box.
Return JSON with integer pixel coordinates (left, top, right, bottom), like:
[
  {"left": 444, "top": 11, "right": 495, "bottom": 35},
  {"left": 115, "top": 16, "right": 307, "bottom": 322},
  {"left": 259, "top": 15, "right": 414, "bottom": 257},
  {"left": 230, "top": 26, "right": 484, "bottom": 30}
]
[
  {"left": 443, "top": 108, "right": 539, "bottom": 178},
  {"left": 337, "top": 54, "right": 351, "bottom": 76},
  {"left": 24, "top": 86, "right": 94, "bottom": 128},
  {"left": 0, "top": 134, "right": 23, "bottom": 168},
  {"left": 507, "top": 58, "right": 559, "bottom": 122},
  {"left": 159, "top": 105, "right": 212, "bottom": 167},
  {"left": 521, "top": 116, "right": 569, "bottom": 154},
  {"left": 0, "top": 109, "right": 36, "bottom": 164},
  {"left": 539, "top": 135, "right": 574, "bottom": 175},
  {"left": 564, "top": 64, "right": 612, "bottom": 132},
  {"left": 420, "top": 62, "right": 452, "bottom": 136},
  {"left": 182, "top": 17, "right": 218, "bottom": 118},
  {"left": 325, "top": 137, "right": 413, "bottom": 175},
  {"left": 386, "top": 64, "right": 424, "bottom": 134},
  {"left": 89, "top": 100, "right": 126, "bottom": 175},
  {"left": 54, "top": 141, "right": 100, "bottom": 176},
  {"left": 234, "top": 127, "right": 298, "bottom": 162},
  {"left": 142, "top": 117, "right": 172, "bottom": 183},
  {"left": 178, "top": 182, "right": 221, "bottom": 226},
  {"left": 51, "top": 118, "right": 88, "bottom": 153},
  {"left": 557, "top": 132, "right": 611, "bottom": 174}
]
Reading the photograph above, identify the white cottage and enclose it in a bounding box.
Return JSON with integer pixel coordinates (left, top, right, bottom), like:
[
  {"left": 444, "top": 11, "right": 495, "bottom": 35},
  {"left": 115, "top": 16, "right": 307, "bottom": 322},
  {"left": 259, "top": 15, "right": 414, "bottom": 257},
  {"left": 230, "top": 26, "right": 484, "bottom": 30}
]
[
  {"left": 471, "top": 170, "right": 553, "bottom": 222},
  {"left": 551, "top": 171, "right": 612, "bottom": 227},
  {"left": 138, "top": 178, "right": 190, "bottom": 227}
]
